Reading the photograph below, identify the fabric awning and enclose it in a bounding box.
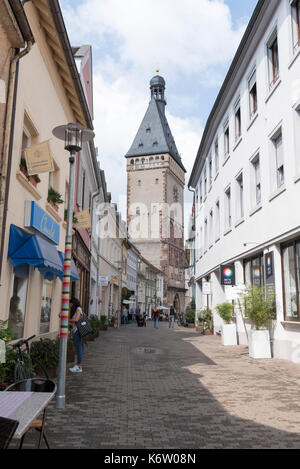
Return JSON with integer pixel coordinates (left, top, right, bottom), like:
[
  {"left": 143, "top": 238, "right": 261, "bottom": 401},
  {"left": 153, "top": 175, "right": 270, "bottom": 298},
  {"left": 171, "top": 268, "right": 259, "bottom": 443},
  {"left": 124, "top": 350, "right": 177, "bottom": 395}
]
[
  {"left": 8, "top": 225, "right": 63, "bottom": 280},
  {"left": 58, "top": 252, "right": 80, "bottom": 282}
]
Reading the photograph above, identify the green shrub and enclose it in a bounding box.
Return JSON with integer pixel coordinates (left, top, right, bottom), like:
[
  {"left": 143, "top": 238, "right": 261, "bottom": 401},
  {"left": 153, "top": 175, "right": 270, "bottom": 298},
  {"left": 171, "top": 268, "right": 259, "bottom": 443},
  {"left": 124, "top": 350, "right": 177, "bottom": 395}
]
[
  {"left": 216, "top": 303, "right": 234, "bottom": 324},
  {"left": 239, "top": 285, "right": 276, "bottom": 330},
  {"left": 89, "top": 315, "right": 101, "bottom": 333},
  {"left": 185, "top": 309, "right": 195, "bottom": 324},
  {"left": 30, "top": 338, "right": 59, "bottom": 368}
]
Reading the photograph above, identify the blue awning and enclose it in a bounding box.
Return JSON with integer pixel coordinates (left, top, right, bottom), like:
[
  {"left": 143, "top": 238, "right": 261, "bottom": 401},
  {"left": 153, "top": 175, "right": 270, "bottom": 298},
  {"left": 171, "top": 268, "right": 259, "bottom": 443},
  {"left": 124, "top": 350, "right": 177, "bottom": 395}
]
[
  {"left": 58, "top": 251, "right": 80, "bottom": 282},
  {"left": 8, "top": 225, "right": 63, "bottom": 280}
]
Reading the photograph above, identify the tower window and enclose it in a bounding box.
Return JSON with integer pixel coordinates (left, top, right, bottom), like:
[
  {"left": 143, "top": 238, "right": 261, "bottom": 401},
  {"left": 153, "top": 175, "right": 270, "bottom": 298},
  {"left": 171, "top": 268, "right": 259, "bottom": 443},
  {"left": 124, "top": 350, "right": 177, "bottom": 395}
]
[
  {"left": 155, "top": 178, "right": 159, "bottom": 184},
  {"left": 138, "top": 180, "right": 141, "bottom": 186},
  {"left": 146, "top": 127, "right": 151, "bottom": 133}
]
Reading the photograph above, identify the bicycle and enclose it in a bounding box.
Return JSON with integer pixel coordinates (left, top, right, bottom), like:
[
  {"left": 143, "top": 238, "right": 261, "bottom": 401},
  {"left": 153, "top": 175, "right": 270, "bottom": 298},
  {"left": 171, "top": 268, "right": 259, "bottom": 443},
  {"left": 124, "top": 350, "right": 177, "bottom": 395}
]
[{"left": 11, "top": 335, "right": 49, "bottom": 382}]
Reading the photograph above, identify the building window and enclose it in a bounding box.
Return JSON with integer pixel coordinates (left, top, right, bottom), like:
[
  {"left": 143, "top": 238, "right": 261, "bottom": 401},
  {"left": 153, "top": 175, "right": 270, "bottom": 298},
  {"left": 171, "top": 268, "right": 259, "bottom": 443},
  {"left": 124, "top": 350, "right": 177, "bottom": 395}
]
[
  {"left": 236, "top": 172, "right": 244, "bottom": 220},
  {"left": 215, "top": 200, "right": 220, "bottom": 241},
  {"left": 251, "top": 154, "right": 261, "bottom": 206},
  {"left": 136, "top": 207, "right": 140, "bottom": 215},
  {"left": 200, "top": 179, "right": 203, "bottom": 204},
  {"left": 282, "top": 239, "right": 300, "bottom": 320},
  {"left": 204, "top": 218, "right": 208, "bottom": 252},
  {"left": 248, "top": 69, "right": 258, "bottom": 119},
  {"left": 40, "top": 279, "right": 53, "bottom": 334},
  {"left": 208, "top": 155, "right": 212, "bottom": 187},
  {"left": 224, "top": 186, "right": 231, "bottom": 230},
  {"left": 209, "top": 209, "right": 213, "bottom": 246},
  {"left": 8, "top": 265, "right": 29, "bottom": 339},
  {"left": 224, "top": 121, "right": 230, "bottom": 156},
  {"left": 291, "top": 0, "right": 300, "bottom": 52},
  {"left": 173, "top": 186, "right": 178, "bottom": 202},
  {"left": 234, "top": 100, "right": 242, "bottom": 140},
  {"left": 272, "top": 129, "right": 284, "bottom": 189},
  {"left": 267, "top": 31, "right": 279, "bottom": 87},
  {"left": 138, "top": 180, "right": 141, "bottom": 186},
  {"left": 215, "top": 138, "right": 219, "bottom": 175},
  {"left": 204, "top": 169, "right": 207, "bottom": 196},
  {"left": 155, "top": 178, "right": 159, "bottom": 184},
  {"left": 244, "top": 254, "right": 264, "bottom": 287}
]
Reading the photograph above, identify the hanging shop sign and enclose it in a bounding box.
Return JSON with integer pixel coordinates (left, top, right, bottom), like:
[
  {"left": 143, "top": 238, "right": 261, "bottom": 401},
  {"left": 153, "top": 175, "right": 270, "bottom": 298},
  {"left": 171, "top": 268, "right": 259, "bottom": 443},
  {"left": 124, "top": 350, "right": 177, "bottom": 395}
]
[
  {"left": 24, "top": 140, "right": 54, "bottom": 175},
  {"left": 24, "top": 200, "right": 60, "bottom": 245},
  {"left": 75, "top": 209, "right": 91, "bottom": 229},
  {"left": 265, "top": 251, "right": 274, "bottom": 280},
  {"left": 221, "top": 264, "right": 236, "bottom": 286}
]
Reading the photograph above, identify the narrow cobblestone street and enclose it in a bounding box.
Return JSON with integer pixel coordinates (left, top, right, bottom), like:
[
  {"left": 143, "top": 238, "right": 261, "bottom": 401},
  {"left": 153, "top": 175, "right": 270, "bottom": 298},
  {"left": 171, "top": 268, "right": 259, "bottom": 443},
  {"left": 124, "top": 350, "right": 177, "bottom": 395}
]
[{"left": 12, "top": 320, "right": 300, "bottom": 449}]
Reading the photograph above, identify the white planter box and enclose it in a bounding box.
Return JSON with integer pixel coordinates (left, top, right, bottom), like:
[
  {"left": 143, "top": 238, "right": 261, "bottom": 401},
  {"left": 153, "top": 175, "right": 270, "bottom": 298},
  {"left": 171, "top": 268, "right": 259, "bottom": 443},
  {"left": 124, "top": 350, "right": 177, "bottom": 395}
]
[
  {"left": 248, "top": 329, "right": 271, "bottom": 359},
  {"left": 221, "top": 323, "right": 237, "bottom": 346}
]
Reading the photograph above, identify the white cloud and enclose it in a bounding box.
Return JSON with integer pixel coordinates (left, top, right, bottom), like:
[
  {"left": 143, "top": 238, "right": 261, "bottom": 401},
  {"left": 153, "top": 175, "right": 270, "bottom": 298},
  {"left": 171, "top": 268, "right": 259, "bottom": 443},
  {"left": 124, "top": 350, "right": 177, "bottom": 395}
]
[{"left": 60, "top": 0, "right": 247, "bottom": 218}]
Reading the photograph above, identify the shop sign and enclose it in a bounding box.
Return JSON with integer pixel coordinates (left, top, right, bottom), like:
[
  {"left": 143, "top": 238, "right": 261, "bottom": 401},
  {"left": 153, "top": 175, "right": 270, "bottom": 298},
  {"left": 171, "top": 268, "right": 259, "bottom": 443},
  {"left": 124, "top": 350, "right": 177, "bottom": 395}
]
[
  {"left": 202, "top": 282, "right": 211, "bottom": 295},
  {"left": 75, "top": 209, "right": 91, "bottom": 229},
  {"left": 221, "top": 264, "right": 236, "bottom": 286},
  {"left": 24, "top": 201, "right": 60, "bottom": 245},
  {"left": 265, "top": 252, "right": 274, "bottom": 280},
  {"left": 24, "top": 140, "right": 54, "bottom": 175},
  {"left": 98, "top": 276, "right": 109, "bottom": 287}
]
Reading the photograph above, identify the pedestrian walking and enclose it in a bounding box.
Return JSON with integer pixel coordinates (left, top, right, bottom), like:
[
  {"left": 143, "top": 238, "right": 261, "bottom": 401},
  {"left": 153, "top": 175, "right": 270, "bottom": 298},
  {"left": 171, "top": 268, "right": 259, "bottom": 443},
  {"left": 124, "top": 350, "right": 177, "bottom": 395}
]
[
  {"left": 135, "top": 305, "right": 141, "bottom": 326},
  {"left": 152, "top": 306, "right": 160, "bottom": 329},
  {"left": 169, "top": 305, "right": 176, "bottom": 328},
  {"left": 68, "top": 297, "right": 84, "bottom": 373},
  {"left": 123, "top": 306, "right": 128, "bottom": 324}
]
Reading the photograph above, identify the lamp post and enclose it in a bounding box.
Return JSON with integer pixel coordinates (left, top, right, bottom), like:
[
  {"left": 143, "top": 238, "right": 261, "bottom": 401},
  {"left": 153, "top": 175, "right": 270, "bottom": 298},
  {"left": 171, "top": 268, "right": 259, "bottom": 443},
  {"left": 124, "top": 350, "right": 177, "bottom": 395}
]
[{"left": 52, "top": 122, "right": 94, "bottom": 409}]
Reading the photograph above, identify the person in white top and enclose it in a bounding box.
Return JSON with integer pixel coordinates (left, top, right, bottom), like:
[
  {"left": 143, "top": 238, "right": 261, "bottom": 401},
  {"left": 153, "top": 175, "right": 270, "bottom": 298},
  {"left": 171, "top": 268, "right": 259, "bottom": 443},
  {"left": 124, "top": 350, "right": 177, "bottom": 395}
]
[{"left": 69, "top": 297, "right": 84, "bottom": 373}]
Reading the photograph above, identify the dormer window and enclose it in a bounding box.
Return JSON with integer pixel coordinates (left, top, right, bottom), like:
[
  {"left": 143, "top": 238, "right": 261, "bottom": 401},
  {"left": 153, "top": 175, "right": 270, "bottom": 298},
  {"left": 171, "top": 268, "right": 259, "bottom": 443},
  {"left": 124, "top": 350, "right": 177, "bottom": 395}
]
[
  {"left": 138, "top": 142, "right": 144, "bottom": 148},
  {"left": 146, "top": 127, "right": 151, "bottom": 133}
]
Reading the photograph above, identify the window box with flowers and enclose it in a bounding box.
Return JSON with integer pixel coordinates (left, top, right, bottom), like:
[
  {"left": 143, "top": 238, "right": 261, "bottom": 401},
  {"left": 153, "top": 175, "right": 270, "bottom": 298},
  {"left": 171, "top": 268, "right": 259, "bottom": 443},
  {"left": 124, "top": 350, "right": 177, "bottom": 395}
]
[
  {"left": 19, "top": 158, "right": 41, "bottom": 187},
  {"left": 47, "top": 187, "right": 64, "bottom": 212}
]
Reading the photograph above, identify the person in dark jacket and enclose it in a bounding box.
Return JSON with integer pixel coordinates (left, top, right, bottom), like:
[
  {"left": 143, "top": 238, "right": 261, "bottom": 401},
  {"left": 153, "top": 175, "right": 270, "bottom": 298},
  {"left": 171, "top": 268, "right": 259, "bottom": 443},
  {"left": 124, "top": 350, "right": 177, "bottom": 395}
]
[{"left": 169, "top": 305, "right": 176, "bottom": 328}]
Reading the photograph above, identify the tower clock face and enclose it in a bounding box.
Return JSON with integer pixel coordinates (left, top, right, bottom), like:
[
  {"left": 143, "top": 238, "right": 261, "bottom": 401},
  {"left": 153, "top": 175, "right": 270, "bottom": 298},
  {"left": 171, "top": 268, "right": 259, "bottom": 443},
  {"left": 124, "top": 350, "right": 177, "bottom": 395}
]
[{"left": 173, "top": 186, "right": 178, "bottom": 202}]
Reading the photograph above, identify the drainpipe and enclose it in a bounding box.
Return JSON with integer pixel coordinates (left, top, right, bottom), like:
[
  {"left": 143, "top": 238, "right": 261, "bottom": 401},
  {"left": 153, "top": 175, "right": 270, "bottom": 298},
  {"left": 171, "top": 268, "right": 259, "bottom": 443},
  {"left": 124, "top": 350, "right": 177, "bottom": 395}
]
[
  {"left": 188, "top": 186, "right": 196, "bottom": 326},
  {"left": 0, "top": 40, "right": 33, "bottom": 282}
]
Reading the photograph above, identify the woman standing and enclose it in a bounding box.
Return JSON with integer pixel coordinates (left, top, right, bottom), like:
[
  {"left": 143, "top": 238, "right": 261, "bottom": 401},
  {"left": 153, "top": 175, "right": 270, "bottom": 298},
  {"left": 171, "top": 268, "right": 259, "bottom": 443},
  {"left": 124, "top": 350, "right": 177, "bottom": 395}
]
[
  {"left": 69, "top": 297, "right": 84, "bottom": 373},
  {"left": 152, "top": 306, "right": 160, "bottom": 329}
]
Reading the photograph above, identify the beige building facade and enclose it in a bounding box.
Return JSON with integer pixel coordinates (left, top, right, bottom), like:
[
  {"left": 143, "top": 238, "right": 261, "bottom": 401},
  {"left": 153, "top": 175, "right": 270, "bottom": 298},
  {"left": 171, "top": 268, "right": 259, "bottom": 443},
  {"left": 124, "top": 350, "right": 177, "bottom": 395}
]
[{"left": 0, "top": 0, "right": 91, "bottom": 340}]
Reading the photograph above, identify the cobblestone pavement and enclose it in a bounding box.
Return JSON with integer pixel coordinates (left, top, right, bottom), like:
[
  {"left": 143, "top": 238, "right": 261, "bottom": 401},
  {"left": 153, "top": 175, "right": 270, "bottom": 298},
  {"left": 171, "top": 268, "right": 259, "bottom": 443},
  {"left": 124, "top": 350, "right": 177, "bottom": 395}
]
[{"left": 12, "top": 321, "right": 300, "bottom": 449}]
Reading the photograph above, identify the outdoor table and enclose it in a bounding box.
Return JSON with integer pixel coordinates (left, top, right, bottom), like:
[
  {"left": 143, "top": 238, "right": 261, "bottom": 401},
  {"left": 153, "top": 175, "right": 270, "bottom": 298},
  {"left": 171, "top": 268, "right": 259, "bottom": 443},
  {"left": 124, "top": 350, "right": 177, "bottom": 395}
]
[{"left": 0, "top": 391, "right": 55, "bottom": 448}]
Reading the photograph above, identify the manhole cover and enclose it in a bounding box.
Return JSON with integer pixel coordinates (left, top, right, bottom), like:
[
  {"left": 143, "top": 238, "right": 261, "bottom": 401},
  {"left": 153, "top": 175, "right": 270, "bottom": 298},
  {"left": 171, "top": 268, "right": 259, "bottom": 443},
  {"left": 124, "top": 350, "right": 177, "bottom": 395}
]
[{"left": 132, "top": 346, "right": 165, "bottom": 358}]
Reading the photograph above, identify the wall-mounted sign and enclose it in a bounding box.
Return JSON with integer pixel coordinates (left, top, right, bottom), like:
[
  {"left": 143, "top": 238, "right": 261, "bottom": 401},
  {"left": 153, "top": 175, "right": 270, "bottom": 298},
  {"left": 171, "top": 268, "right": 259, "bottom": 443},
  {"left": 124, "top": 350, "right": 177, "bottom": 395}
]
[
  {"left": 24, "top": 201, "right": 60, "bottom": 245},
  {"left": 202, "top": 282, "right": 211, "bottom": 295},
  {"left": 221, "top": 264, "right": 236, "bottom": 286},
  {"left": 24, "top": 140, "right": 54, "bottom": 175},
  {"left": 75, "top": 209, "right": 91, "bottom": 229},
  {"left": 98, "top": 276, "right": 108, "bottom": 287},
  {"left": 265, "top": 252, "right": 273, "bottom": 279},
  {"left": 111, "top": 275, "right": 119, "bottom": 285}
]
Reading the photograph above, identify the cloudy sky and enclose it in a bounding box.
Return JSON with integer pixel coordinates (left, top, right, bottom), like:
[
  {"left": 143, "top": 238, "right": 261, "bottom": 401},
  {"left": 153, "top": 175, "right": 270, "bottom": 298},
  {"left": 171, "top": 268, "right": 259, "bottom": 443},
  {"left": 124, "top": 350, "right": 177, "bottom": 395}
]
[{"left": 60, "top": 0, "right": 257, "bottom": 224}]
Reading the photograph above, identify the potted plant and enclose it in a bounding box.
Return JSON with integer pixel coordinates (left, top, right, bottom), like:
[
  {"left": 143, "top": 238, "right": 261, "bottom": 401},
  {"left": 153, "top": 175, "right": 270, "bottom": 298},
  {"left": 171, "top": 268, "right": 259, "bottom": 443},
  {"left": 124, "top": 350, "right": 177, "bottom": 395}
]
[
  {"left": 99, "top": 315, "right": 108, "bottom": 331},
  {"left": 30, "top": 338, "right": 59, "bottom": 378},
  {"left": 203, "top": 308, "right": 213, "bottom": 335},
  {"left": 196, "top": 308, "right": 209, "bottom": 332},
  {"left": 89, "top": 315, "right": 101, "bottom": 337},
  {"left": 19, "top": 157, "right": 29, "bottom": 177},
  {"left": 0, "top": 320, "right": 16, "bottom": 390},
  {"left": 28, "top": 174, "right": 41, "bottom": 187},
  {"left": 64, "top": 209, "right": 78, "bottom": 225},
  {"left": 47, "top": 187, "right": 64, "bottom": 211},
  {"left": 239, "top": 285, "right": 275, "bottom": 359},
  {"left": 216, "top": 302, "right": 237, "bottom": 346},
  {"left": 185, "top": 308, "right": 195, "bottom": 328}
]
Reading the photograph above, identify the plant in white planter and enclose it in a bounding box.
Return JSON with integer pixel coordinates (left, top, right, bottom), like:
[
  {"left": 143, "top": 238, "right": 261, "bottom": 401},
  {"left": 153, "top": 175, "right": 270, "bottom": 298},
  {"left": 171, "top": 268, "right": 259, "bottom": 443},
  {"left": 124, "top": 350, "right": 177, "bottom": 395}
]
[
  {"left": 239, "top": 285, "right": 275, "bottom": 359},
  {"left": 216, "top": 302, "right": 237, "bottom": 346}
]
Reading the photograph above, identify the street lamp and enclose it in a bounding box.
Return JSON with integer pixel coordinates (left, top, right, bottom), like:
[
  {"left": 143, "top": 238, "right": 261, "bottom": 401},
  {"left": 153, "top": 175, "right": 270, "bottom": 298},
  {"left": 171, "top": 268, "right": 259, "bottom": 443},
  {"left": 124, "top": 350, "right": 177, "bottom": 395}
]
[{"left": 52, "top": 122, "right": 94, "bottom": 409}]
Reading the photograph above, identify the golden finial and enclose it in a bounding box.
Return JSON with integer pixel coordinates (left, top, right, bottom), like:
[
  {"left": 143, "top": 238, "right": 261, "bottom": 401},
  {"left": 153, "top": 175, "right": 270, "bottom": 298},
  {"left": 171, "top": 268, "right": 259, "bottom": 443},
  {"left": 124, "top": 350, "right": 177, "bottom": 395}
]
[{"left": 156, "top": 68, "right": 160, "bottom": 73}]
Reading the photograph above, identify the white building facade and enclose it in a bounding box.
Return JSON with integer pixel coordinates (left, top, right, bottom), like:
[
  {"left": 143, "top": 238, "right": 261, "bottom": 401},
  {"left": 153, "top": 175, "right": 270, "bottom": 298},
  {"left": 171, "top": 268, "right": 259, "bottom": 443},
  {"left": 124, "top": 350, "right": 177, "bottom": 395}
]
[{"left": 189, "top": 0, "right": 300, "bottom": 363}]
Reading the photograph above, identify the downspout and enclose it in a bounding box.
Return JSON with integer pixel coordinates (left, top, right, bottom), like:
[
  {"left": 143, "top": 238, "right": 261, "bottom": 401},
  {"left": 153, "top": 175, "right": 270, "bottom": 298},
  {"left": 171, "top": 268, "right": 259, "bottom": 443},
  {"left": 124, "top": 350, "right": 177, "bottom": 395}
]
[
  {"left": 188, "top": 186, "right": 196, "bottom": 325},
  {"left": 0, "top": 40, "right": 33, "bottom": 282}
]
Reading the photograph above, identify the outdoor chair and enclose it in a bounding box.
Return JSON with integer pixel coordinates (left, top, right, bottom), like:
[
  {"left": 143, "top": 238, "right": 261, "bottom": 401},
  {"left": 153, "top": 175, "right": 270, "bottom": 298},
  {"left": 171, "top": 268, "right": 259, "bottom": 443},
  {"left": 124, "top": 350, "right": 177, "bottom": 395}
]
[
  {"left": 0, "top": 416, "right": 19, "bottom": 449},
  {"left": 5, "top": 378, "right": 56, "bottom": 449}
]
